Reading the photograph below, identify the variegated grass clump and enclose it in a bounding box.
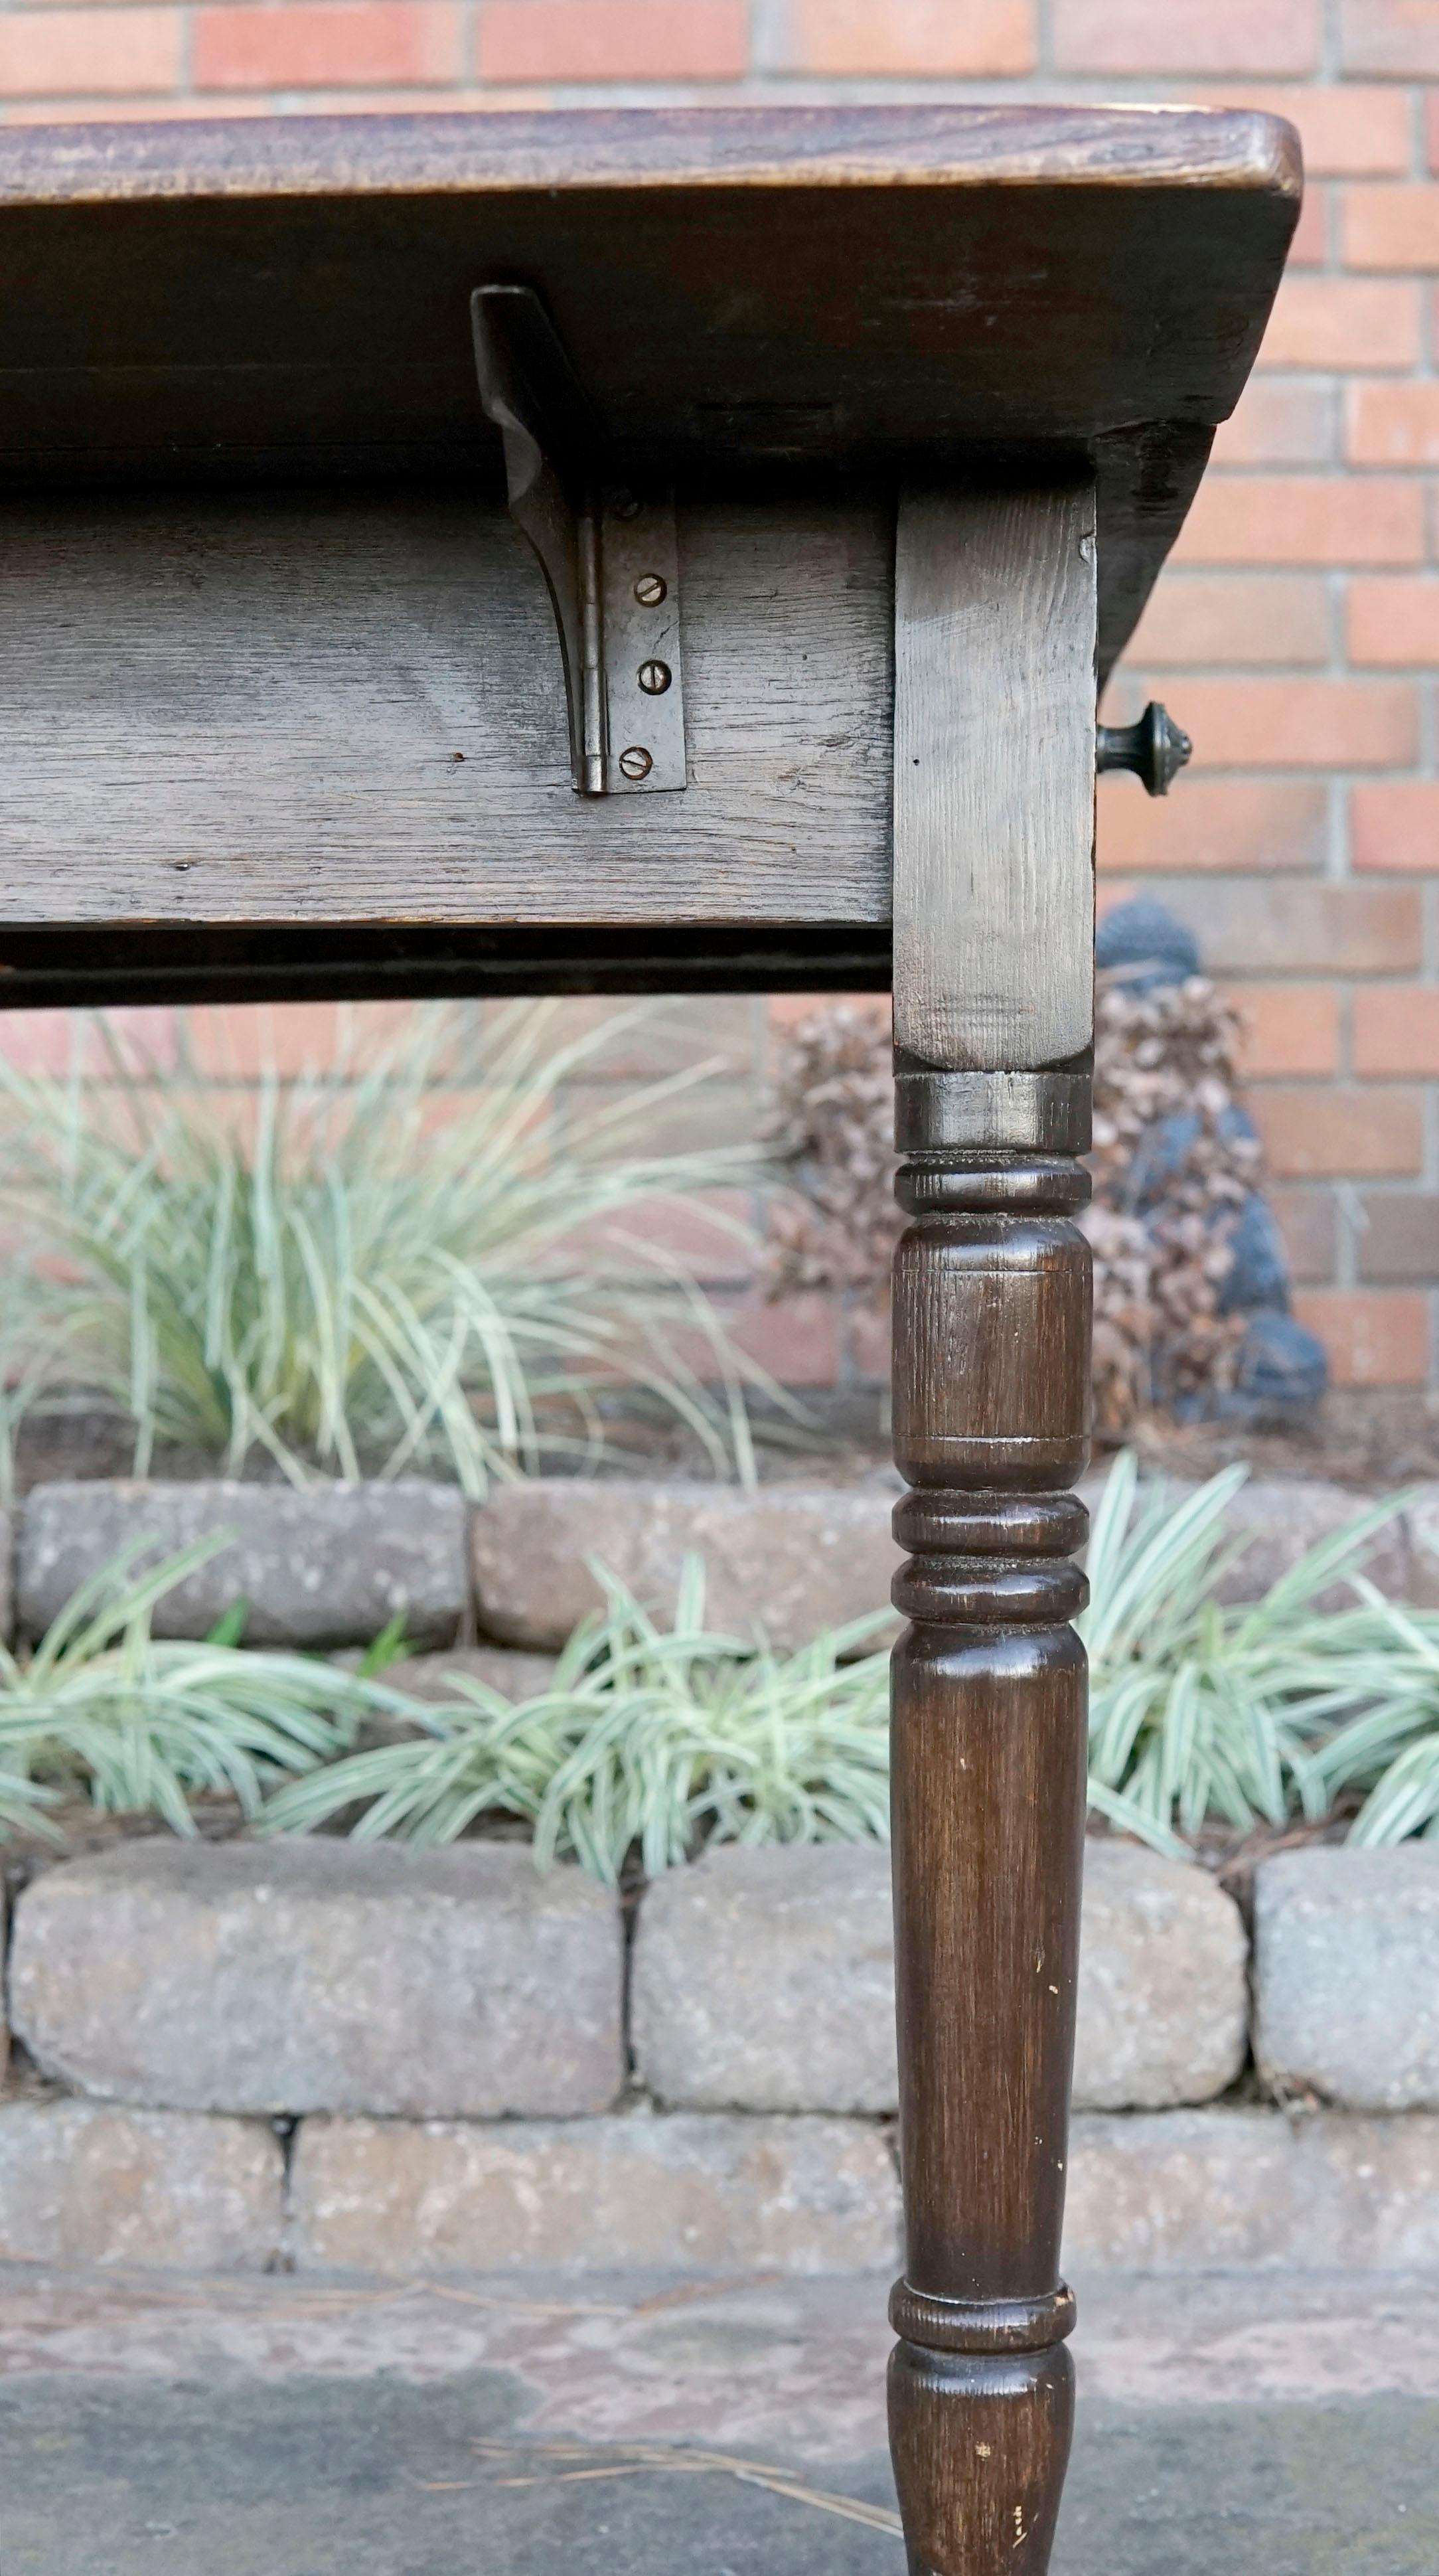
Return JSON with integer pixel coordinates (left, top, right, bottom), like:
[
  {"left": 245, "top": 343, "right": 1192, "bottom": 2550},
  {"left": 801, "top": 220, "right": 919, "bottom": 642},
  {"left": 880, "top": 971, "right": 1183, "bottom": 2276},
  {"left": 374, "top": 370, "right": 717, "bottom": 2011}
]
[
  {"left": 264, "top": 1561, "right": 893, "bottom": 1883},
  {"left": 7, "top": 1462, "right": 1439, "bottom": 1874},
  {"left": 0, "top": 1536, "right": 386, "bottom": 1842},
  {"left": 1082, "top": 1450, "right": 1439, "bottom": 1854},
  {"left": 0, "top": 1001, "right": 772, "bottom": 1496}
]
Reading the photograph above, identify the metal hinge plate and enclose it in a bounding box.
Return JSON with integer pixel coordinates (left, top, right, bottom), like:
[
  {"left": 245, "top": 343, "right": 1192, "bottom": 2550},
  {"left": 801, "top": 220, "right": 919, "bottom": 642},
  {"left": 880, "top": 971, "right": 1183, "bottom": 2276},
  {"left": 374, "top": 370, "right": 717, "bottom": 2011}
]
[{"left": 472, "top": 283, "right": 687, "bottom": 797}]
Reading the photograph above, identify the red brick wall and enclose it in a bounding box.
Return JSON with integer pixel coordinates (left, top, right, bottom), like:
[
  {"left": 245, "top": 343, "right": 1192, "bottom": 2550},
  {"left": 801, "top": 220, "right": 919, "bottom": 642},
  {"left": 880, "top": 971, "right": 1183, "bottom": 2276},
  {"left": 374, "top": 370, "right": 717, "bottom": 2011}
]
[{"left": 5, "top": 0, "right": 1439, "bottom": 1391}]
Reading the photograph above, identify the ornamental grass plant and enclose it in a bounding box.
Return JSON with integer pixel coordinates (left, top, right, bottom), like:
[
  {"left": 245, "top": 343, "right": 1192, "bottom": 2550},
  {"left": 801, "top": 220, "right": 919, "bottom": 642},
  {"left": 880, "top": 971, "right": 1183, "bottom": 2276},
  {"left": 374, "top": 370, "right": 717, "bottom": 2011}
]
[
  {"left": 0, "top": 1535, "right": 380, "bottom": 1841},
  {"left": 5, "top": 1463, "right": 1439, "bottom": 1875},
  {"left": 264, "top": 1560, "right": 893, "bottom": 1883},
  {"left": 0, "top": 1003, "right": 772, "bottom": 1494}
]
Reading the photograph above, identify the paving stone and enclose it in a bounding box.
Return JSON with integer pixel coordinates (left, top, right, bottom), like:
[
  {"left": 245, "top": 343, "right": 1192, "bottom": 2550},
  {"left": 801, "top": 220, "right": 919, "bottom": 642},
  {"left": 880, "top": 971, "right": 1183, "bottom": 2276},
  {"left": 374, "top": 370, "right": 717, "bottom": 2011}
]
[
  {"left": 1064, "top": 2109, "right": 1439, "bottom": 2271},
  {"left": 0, "top": 2101, "right": 281, "bottom": 2269},
  {"left": 471, "top": 1479, "right": 899, "bottom": 1652},
  {"left": 1254, "top": 1846, "right": 1439, "bottom": 2111},
  {"left": 289, "top": 2110, "right": 901, "bottom": 2275},
  {"left": 17, "top": 1477, "right": 469, "bottom": 1650},
  {"left": 9, "top": 1840, "right": 623, "bottom": 2119},
  {"left": 631, "top": 1840, "right": 1246, "bottom": 2115}
]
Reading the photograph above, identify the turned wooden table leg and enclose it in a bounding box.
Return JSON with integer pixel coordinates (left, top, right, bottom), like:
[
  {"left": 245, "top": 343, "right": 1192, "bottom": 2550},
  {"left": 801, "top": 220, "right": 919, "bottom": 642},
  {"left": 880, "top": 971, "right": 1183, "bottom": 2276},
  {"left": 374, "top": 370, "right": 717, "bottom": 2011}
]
[{"left": 886, "top": 486, "right": 1097, "bottom": 2576}]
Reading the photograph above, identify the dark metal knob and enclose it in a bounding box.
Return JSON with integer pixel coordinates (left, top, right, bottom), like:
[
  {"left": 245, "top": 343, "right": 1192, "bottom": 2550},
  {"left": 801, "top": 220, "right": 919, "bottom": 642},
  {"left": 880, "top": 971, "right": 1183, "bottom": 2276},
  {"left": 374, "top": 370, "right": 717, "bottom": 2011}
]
[{"left": 1096, "top": 702, "right": 1191, "bottom": 797}]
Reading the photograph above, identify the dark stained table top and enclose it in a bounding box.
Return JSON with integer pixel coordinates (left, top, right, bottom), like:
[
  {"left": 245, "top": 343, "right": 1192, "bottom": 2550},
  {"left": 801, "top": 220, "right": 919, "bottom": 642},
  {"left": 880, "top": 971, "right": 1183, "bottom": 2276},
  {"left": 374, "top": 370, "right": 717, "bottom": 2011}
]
[{"left": 0, "top": 104, "right": 1300, "bottom": 675}]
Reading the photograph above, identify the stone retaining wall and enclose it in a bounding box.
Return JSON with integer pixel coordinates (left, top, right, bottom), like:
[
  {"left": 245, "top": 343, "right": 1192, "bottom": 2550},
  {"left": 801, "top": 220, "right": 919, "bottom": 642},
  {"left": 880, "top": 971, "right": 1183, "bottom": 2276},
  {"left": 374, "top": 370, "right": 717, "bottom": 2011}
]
[
  {"left": 0, "top": 1465, "right": 1436, "bottom": 1659},
  {"left": 2, "top": 1836, "right": 1436, "bottom": 2275}
]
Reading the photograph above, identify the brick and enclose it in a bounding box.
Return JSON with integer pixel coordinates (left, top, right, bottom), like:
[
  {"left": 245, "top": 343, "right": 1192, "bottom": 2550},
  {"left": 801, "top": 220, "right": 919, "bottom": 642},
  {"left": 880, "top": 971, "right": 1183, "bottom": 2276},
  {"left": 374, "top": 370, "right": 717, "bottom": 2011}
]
[
  {"left": 1053, "top": 0, "right": 1318, "bottom": 75},
  {"left": 1229, "top": 984, "right": 1339, "bottom": 1078},
  {"left": 1144, "top": 881, "right": 1421, "bottom": 974},
  {"left": 720, "top": 1289, "right": 843, "bottom": 1386},
  {"left": 1343, "top": 183, "right": 1439, "bottom": 270},
  {"left": 1252, "top": 1084, "right": 1423, "bottom": 1177},
  {"left": 1190, "top": 84, "right": 1410, "bottom": 176},
  {"left": 1270, "top": 1184, "right": 1337, "bottom": 1281},
  {"left": 1286, "top": 185, "right": 1328, "bottom": 266},
  {"left": 1344, "top": 0, "right": 1439, "bottom": 75},
  {"left": 0, "top": 1005, "right": 177, "bottom": 1080},
  {"left": 1256, "top": 1847, "right": 1439, "bottom": 2111},
  {"left": 1292, "top": 1289, "right": 1430, "bottom": 1384},
  {"left": 471, "top": 1479, "right": 898, "bottom": 1652},
  {"left": 289, "top": 2111, "right": 902, "bottom": 2274},
  {"left": 1209, "top": 377, "right": 1334, "bottom": 468},
  {"left": 0, "top": 2103, "right": 281, "bottom": 2269},
  {"left": 1064, "top": 2109, "right": 1439, "bottom": 2271},
  {"left": 1096, "top": 779, "right": 1326, "bottom": 878},
  {"left": 1348, "top": 577, "right": 1439, "bottom": 665},
  {"left": 1347, "top": 382, "right": 1439, "bottom": 467},
  {"left": 183, "top": 1001, "right": 376, "bottom": 1080},
  {"left": 1353, "top": 982, "right": 1439, "bottom": 1072},
  {"left": 1126, "top": 572, "right": 1328, "bottom": 667},
  {"left": 478, "top": 0, "right": 748, "bottom": 81},
  {"left": 17, "top": 1479, "right": 469, "bottom": 1650},
  {"left": 193, "top": 2, "right": 463, "bottom": 90},
  {"left": 1357, "top": 1192, "right": 1439, "bottom": 1281},
  {"left": 12, "top": 1841, "right": 622, "bottom": 2119},
  {"left": 1144, "top": 677, "right": 1416, "bottom": 769},
  {"left": 1257, "top": 274, "right": 1420, "bottom": 369},
  {"left": 1174, "top": 475, "right": 1422, "bottom": 567},
  {"left": 1351, "top": 781, "right": 1439, "bottom": 870},
  {"left": 0, "top": 6, "right": 179, "bottom": 94},
  {"left": 846, "top": 1301, "right": 891, "bottom": 1380},
  {"left": 630, "top": 1839, "right": 1245, "bottom": 2116},
  {"left": 780, "top": 0, "right": 1034, "bottom": 73}
]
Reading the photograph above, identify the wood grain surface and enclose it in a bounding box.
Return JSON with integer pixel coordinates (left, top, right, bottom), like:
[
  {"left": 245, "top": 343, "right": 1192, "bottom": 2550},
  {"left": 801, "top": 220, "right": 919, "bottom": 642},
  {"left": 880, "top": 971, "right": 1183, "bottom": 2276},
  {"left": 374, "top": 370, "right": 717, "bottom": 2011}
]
[
  {"left": 892, "top": 487, "right": 1097, "bottom": 1073},
  {"left": 0, "top": 490, "right": 892, "bottom": 926}
]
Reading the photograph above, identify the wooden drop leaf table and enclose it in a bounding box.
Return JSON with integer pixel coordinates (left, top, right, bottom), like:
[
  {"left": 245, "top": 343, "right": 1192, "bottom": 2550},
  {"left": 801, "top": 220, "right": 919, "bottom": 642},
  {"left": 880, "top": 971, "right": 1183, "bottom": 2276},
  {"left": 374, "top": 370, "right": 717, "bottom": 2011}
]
[{"left": 0, "top": 104, "right": 1298, "bottom": 2573}]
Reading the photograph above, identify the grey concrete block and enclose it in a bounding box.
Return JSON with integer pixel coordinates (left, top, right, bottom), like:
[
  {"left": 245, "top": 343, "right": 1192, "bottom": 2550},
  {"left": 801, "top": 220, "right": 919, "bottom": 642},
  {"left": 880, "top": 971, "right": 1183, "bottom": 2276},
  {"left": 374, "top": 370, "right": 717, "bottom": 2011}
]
[
  {"left": 17, "top": 1477, "right": 469, "bottom": 1649},
  {"left": 631, "top": 1839, "right": 1247, "bottom": 2115},
  {"left": 289, "top": 2110, "right": 901, "bottom": 2275},
  {"left": 0, "top": 2101, "right": 282, "bottom": 2269},
  {"left": 1214, "top": 1478, "right": 1410, "bottom": 1608},
  {"left": 471, "top": 1479, "right": 899, "bottom": 1654},
  {"left": 0, "top": 1504, "right": 14, "bottom": 1645},
  {"left": 1255, "top": 1846, "right": 1439, "bottom": 2111},
  {"left": 633, "top": 1844, "right": 897, "bottom": 2114},
  {"left": 1065, "top": 2109, "right": 1439, "bottom": 2271},
  {"left": 1075, "top": 1842, "right": 1248, "bottom": 2110},
  {"left": 1079, "top": 1467, "right": 1409, "bottom": 1609},
  {"left": 9, "top": 1840, "right": 623, "bottom": 2119},
  {"left": 1397, "top": 1484, "right": 1439, "bottom": 1609},
  {"left": 337, "top": 1645, "right": 560, "bottom": 1702}
]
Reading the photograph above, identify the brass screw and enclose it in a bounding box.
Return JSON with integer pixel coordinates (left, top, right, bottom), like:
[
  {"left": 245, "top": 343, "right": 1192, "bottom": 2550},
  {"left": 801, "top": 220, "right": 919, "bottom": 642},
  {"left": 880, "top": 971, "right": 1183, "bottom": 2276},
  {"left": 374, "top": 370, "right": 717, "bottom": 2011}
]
[
  {"left": 638, "top": 659, "right": 672, "bottom": 696},
  {"left": 619, "top": 745, "right": 652, "bottom": 780},
  {"left": 634, "top": 573, "right": 667, "bottom": 607}
]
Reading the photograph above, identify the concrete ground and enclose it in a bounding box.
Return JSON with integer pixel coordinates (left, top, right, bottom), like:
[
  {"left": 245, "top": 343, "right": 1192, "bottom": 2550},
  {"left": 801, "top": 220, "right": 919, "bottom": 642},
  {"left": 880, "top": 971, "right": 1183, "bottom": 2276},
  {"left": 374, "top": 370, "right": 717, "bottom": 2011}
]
[{"left": 3, "top": 2263, "right": 1438, "bottom": 2574}]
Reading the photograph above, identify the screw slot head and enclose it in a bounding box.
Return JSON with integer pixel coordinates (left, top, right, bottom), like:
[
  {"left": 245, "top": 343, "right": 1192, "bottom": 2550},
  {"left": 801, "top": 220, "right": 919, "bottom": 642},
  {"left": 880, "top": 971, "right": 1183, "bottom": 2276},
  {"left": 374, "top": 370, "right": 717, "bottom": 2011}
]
[
  {"left": 638, "top": 659, "right": 672, "bottom": 696},
  {"left": 611, "top": 492, "right": 641, "bottom": 521},
  {"left": 619, "top": 745, "right": 652, "bottom": 781},
  {"left": 634, "top": 574, "right": 667, "bottom": 607}
]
